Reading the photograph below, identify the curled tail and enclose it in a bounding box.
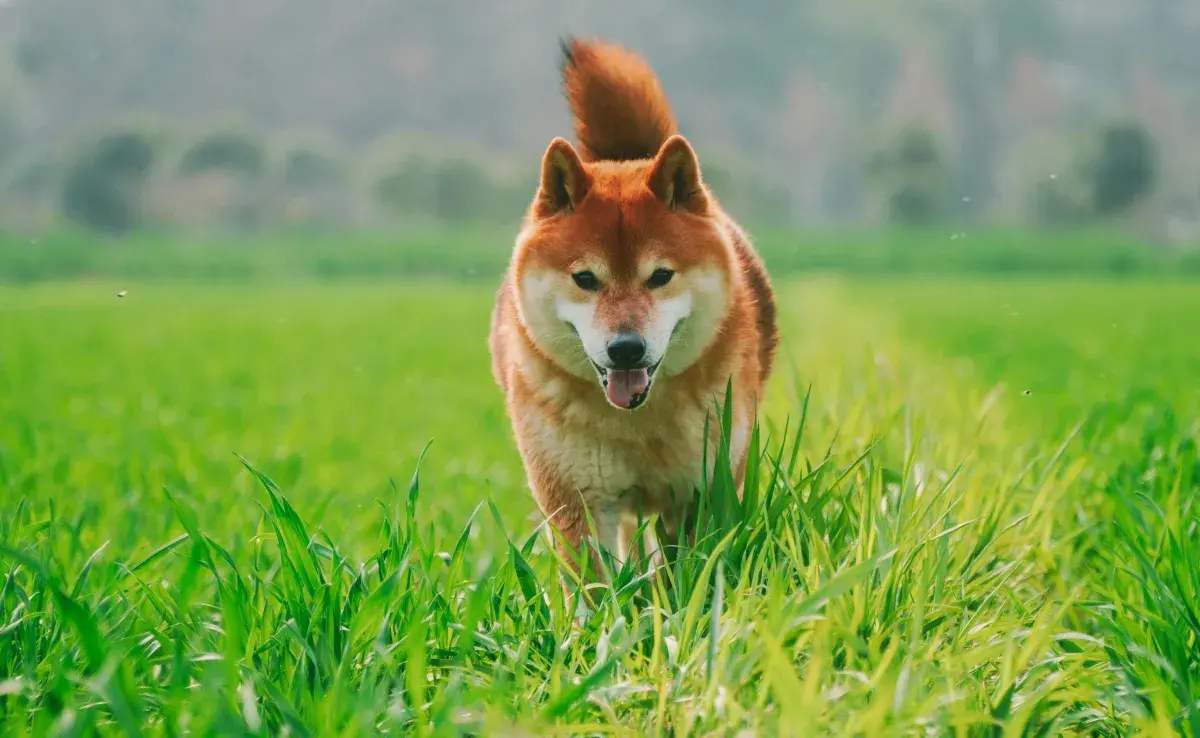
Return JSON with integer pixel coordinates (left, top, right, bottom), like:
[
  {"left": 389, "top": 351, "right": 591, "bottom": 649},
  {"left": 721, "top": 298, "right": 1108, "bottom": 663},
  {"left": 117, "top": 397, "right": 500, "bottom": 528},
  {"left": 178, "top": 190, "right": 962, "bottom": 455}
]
[{"left": 560, "top": 37, "right": 677, "bottom": 162}]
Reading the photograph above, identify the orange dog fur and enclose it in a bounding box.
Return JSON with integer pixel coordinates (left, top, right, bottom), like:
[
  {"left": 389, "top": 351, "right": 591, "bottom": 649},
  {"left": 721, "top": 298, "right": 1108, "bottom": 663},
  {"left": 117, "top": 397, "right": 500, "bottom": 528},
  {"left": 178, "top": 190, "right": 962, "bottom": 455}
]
[{"left": 489, "top": 37, "right": 778, "bottom": 573}]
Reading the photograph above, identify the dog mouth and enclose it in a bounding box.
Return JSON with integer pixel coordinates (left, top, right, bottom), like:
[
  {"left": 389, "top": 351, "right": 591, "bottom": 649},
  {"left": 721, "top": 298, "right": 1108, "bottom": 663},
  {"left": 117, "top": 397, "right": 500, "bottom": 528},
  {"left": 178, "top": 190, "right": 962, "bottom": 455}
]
[{"left": 590, "top": 359, "right": 662, "bottom": 410}]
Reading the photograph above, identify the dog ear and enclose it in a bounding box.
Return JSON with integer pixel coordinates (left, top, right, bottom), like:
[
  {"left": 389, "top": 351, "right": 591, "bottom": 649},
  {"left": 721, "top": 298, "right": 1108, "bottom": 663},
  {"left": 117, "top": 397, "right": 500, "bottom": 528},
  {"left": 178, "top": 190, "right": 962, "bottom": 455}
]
[
  {"left": 648, "top": 135, "right": 708, "bottom": 214},
  {"left": 535, "top": 137, "right": 590, "bottom": 217}
]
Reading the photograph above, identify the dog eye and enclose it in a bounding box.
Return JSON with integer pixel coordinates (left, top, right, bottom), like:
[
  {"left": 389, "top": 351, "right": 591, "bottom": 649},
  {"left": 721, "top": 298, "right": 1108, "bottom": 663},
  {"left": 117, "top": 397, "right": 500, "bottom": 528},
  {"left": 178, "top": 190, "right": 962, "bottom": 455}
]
[
  {"left": 647, "top": 268, "right": 675, "bottom": 288},
  {"left": 571, "top": 271, "right": 601, "bottom": 291}
]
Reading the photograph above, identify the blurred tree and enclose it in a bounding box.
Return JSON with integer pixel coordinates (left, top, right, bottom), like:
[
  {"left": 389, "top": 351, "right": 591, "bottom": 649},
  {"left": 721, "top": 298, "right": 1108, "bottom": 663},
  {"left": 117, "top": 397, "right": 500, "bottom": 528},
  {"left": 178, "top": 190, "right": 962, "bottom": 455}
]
[
  {"left": 1031, "top": 177, "right": 1091, "bottom": 227},
  {"left": 815, "top": 0, "right": 1062, "bottom": 221},
  {"left": 946, "top": 0, "right": 1061, "bottom": 221},
  {"left": 180, "top": 129, "right": 266, "bottom": 178},
  {"left": 431, "top": 159, "right": 490, "bottom": 223},
  {"left": 868, "top": 125, "right": 949, "bottom": 226},
  {"left": 372, "top": 150, "right": 532, "bottom": 225},
  {"left": 373, "top": 156, "right": 434, "bottom": 219},
  {"left": 1087, "top": 123, "right": 1157, "bottom": 216},
  {"left": 3, "top": 0, "right": 1192, "bottom": 227},
  {"left": 283, "top": 144, "right": 341, "bottom": 191},
  {"left": 1026, "top": 123, "right": 1158, "bottom": 226},
  {"left": 60, "top": 127, "right": 158, "bottom": 234}
]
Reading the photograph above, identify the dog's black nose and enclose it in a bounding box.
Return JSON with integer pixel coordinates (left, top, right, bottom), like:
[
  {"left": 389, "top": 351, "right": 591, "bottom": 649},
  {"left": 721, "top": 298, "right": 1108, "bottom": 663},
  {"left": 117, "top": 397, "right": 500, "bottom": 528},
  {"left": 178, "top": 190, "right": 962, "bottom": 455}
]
[{"left": 606, "top": 332, "right": 646, "bottom": 369}]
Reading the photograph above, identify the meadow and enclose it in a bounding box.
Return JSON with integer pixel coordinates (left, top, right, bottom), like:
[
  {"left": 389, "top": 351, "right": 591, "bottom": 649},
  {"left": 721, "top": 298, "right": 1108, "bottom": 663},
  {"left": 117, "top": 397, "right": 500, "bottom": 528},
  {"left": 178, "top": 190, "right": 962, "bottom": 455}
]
[{"left": 1, "top": 238, "right": 1199, "bottom": 734}]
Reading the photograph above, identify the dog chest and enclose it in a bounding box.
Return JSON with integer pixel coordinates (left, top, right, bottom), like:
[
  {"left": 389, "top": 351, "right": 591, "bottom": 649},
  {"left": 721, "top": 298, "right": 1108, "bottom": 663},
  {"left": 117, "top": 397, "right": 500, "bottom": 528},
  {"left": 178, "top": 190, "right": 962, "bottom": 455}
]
[{"left": 520, "top": 402, "right": 721, "bottom": 508}]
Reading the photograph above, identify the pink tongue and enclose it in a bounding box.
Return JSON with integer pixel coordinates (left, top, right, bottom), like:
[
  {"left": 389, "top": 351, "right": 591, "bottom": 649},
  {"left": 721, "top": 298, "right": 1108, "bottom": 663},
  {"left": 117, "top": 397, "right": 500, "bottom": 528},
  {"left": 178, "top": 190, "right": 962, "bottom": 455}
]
[{"left": 605, "top": 368, "right": 650, "bottom": 408}]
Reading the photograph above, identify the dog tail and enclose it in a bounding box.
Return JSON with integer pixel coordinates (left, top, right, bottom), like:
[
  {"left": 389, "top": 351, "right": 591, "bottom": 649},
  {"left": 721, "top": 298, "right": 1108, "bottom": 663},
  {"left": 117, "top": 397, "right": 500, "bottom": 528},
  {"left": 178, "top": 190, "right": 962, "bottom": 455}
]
[{"left": 560, "top": 37, "right": 678, "bottom": 163}]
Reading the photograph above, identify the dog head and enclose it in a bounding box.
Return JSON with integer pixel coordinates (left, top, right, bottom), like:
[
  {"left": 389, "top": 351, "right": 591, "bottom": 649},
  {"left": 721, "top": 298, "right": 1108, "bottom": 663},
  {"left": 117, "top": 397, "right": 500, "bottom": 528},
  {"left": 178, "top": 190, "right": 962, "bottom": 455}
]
[{"left": 512, "top": 135, "right": 733, "bottom": 410}]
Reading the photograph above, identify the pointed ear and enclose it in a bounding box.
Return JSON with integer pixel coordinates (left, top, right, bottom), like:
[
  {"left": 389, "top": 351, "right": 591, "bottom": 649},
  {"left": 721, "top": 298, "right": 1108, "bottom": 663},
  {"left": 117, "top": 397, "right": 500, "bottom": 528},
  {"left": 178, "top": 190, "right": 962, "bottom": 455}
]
[
  {"left": 648, "top": 135, "right": 708, "bottom": 214},
  {"left": 535, "top": 137, "right": 590, "bottom": 217}
]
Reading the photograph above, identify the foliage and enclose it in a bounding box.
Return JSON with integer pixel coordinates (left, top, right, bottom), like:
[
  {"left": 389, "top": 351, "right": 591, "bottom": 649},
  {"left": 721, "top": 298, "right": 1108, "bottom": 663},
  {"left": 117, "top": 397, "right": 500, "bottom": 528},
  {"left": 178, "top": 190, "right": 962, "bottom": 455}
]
[
  {"left": 58, "top": 125, "right": 160, "bottom": 235},
  {"left": 371, "top": 150, "right": 530, "bottom": 225},
  {"left": 1031, "top": 173, "right": 1093, "bottom": 227},
  {"left": 277, "top": 133, "right": 344, "bottom": 191},
  {"left": 1028, "top": 122, "right": 1159, "bottom": 227},
  {"left": 867, "top": 125, "right": 950, "bottom": 226},
  {"left": 179, "top": 128, "right": 267, "bottom": 178},
  {"left": 429, "top": 158, "right": 498, "bottom": 222},
  {"left": 5, "top": 0, "right": 1199, "bottom": 233},
  {"left": 1086, "top": 122, "right": 1157, "bottom": 217}
]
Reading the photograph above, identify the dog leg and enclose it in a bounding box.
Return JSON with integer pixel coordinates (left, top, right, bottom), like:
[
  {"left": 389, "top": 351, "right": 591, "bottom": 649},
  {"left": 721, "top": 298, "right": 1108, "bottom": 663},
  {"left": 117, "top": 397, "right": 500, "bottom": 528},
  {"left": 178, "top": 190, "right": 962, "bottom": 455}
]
[
  {"left": 531, "top": 484, "right": 599, "bottom": 587},
  {"left": 589, "top": 506, "right": 625, "bottom": 566}
]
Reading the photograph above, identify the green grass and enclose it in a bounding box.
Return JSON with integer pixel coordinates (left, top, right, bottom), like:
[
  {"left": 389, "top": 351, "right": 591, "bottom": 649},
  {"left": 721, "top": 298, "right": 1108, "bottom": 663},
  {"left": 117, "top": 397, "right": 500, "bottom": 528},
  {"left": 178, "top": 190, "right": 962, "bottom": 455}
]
[
  {"left": 1, "top": 276, "right": 1198, "bottom": 735},
  {"left": 3, "top": 225, "right": 1198, "bottom": 284}
]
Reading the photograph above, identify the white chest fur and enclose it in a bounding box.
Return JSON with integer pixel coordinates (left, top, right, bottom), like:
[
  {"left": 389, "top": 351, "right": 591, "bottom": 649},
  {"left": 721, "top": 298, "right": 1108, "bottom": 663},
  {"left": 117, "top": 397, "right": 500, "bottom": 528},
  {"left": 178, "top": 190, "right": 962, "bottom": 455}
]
[{"left": 516, "top": 390, "right": 750, "bottom": 515}]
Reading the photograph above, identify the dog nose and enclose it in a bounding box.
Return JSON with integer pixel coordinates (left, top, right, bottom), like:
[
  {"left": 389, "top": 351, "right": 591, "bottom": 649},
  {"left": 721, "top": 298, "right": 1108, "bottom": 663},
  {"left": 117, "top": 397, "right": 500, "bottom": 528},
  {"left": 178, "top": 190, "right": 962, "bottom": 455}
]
[{"left": 606, "top": 332, "right": 646, "bottom": 369}]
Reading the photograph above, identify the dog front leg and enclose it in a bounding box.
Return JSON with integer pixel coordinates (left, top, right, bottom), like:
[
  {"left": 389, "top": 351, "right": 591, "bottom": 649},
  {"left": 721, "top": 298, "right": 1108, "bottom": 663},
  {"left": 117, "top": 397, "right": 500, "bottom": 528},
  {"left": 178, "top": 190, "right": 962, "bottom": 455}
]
[{"left": 535, "top": 489, "right": 597, "bottom": 575}]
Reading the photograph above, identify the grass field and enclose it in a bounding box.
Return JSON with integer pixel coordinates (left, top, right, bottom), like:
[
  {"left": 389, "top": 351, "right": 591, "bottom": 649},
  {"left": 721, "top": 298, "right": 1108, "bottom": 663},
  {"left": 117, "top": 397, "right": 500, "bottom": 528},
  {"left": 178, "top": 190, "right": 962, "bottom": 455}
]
[
  {"left": 2, "top": 273, "right": 1198, "bottom": 735},
  {"left": 3, "top": 226, "right": 1198, "bottom": 283}
]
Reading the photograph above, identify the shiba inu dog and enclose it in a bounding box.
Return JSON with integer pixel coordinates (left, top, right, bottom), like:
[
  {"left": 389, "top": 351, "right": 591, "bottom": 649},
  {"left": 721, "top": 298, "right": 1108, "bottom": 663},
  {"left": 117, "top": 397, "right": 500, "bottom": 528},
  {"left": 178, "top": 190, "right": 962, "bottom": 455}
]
[{"left": 489, "top": 37, "right": 778, "bottom": 575}]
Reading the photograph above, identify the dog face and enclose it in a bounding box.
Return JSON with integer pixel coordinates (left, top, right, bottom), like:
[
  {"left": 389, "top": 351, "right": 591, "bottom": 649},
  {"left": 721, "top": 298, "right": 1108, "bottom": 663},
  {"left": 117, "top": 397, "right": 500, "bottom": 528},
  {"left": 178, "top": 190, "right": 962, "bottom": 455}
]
[{"left": 513, "top": 136, "right": 732, "bottom": 410}]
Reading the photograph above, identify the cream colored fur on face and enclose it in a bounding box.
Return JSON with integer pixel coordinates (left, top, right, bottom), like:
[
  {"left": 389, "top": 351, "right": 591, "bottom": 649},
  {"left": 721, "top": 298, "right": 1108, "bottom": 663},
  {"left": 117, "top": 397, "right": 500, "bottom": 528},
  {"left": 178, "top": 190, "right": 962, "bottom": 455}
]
[
  {"left": 517, "top": 264, "right": 728, "bottom": 385},
  {"left": 655, "top": 269, "right": 726, "bottom": 378}
]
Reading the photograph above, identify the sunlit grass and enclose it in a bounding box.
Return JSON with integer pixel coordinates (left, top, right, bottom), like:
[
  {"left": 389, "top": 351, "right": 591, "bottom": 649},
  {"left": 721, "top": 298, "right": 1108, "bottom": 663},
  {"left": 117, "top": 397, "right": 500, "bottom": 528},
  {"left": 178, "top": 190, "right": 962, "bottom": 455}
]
[{"left": 1, "top": 277, "right": 1197, "bottom": 735}]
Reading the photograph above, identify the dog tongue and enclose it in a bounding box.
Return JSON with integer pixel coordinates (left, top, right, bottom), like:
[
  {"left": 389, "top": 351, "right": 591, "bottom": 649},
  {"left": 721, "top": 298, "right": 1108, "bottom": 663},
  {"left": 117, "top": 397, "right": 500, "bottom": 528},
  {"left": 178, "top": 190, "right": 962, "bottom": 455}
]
[{"left": 605, "top": 368, "right": 650, "bottom": 408}]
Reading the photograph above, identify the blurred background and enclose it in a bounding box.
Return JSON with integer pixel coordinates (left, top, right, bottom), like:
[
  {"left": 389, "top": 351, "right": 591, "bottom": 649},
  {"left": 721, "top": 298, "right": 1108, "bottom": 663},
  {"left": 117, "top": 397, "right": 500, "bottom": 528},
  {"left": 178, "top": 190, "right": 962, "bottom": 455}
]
[{"left": 1, "top": 0, "right": 1199, "bottom": 279}]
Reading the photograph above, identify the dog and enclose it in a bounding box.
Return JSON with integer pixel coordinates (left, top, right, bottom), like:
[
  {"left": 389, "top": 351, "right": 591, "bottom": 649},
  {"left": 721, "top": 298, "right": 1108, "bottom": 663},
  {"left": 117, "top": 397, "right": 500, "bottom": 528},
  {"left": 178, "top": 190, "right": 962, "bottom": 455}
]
[{"left": 489, "top": 37, "right": 778, "bottom": 577}]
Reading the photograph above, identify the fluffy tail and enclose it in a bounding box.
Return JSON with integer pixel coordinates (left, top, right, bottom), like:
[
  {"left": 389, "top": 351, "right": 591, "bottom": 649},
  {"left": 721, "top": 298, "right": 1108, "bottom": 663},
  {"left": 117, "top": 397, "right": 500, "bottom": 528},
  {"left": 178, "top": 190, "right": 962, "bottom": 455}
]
[{"left": 560, "top": 37, "right": 678, "bottom": 162}]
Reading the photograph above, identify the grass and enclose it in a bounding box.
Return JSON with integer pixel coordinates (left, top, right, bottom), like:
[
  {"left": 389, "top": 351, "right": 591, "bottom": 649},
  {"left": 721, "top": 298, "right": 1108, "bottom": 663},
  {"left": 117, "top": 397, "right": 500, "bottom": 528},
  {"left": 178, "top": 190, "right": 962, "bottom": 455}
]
[
  {"left": 2, "top": 225, "right": 1198, "bottom": 284},
  {"left": 1, "top": 275, "right": 1198, "bottom": 735}
]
